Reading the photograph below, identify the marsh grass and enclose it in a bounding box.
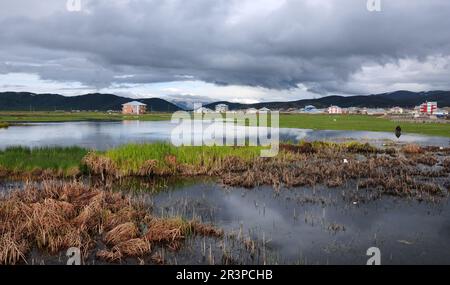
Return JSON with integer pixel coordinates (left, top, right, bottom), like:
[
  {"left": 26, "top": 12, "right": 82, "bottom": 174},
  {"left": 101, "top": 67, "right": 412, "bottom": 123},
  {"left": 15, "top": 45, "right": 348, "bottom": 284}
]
[
  {"left": 101, "top": 143, "right": 263, "bottom": 176},
  {"left": 0, "top": 122, "right": 9, "bottom": 129},
  {"left": 0, "top": 180, "right": 223, "bottom": 265},
  {"left": 0, "top": 111, "right": 172, "bottom": 123},
  {"left": 0, "top": 146, "right": 88, "bottom": 177},
  {"left": 1, "top": 142, "right": 447, "bottom": 200}
]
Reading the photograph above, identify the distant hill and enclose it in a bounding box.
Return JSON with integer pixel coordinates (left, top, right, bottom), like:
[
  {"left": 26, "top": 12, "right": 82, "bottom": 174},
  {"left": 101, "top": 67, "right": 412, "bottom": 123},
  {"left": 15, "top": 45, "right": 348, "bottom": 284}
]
[
  {"left": 1, "top": 90, "right": 449, "bottom": 112},
  {"left": 0, "top": 92, "right": 182, "bottom": 112},
  {"left": 205, "top": 90, "right": 450, "bottom": 110}
]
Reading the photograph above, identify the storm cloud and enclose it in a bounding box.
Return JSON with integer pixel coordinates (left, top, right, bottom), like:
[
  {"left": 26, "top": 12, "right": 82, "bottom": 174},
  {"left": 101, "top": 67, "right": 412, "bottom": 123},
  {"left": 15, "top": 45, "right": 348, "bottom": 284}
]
[{"left": 1, "top": 0, "right": 450, "bottom": 100}]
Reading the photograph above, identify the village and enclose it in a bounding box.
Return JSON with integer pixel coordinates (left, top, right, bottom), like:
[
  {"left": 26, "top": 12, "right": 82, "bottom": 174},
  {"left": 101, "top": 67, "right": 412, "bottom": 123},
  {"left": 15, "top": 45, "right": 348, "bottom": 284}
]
[{"left": 173, "top": 101, "right": 449, "bottom": 121}]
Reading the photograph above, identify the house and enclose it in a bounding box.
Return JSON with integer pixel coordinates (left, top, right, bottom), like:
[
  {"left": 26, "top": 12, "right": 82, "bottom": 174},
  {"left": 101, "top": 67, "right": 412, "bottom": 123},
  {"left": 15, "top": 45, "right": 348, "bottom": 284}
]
[
  {"left": 347, "top": 107, "right": 361, "bottom": 114},
  {"left": 366, "top": 108, "right": 386, "bottom": 115},
  {"left": 194, "top": 107, "right": 213, "bottom": 114},
  {"left": 304, "top": 105, "right": 317, "bottom": 112},
  {"left": 419, "top": 101, "right": 438, "bottom": 115},
  {"left": 122, "top": 101, "right": 147, "bottom": 115},
  {"left": 327, "top": 105, "right": 342, "bottom": 114},
  {"left": 434, "top": 108, "right": 449, "bottom": 118},
  {"left": 389, "top": 106, "right": 404, "bottom": 114},
  {"left": 259, "top": 107, "right": 271, "bottom": 113},
  {"left": 215, "top": 104, "right": 229, "bottom": 113},
  {"left": 246, "top": 108, "right": 258, "bottom": 114}
]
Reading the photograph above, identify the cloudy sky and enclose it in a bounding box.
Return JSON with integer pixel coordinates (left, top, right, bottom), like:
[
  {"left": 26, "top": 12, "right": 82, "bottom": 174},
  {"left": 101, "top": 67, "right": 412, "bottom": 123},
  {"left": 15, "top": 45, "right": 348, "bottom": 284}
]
[{"left": 1, "top": 0, "right": 450, "bottom": 104}]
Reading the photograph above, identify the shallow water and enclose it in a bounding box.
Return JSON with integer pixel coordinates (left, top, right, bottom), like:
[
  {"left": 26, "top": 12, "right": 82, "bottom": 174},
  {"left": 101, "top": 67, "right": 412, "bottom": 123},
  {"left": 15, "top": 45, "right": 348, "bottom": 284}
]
[
  {"left": 1, "top": 177, "right": 449, "bottom": 265},
  {"left": 0, "top": 121, "right": 448, "bottom": 150},
  {"left": 1, "top": 120, "right": 449, "bottom": 264},
  {"left": 115, "top": 178, "right": 450, "bottom": 265}
]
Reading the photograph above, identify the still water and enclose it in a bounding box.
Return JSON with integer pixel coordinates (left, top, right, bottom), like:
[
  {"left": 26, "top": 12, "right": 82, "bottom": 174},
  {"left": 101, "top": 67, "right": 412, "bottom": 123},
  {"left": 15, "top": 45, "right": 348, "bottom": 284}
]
[
  {"left": 0, "top": 121, "right": 448, "bottom": 150},
  {"left": 129, "top": 178, "right": 450, "bottom": 265},
  {"left": 0, "top": 120, "right": 449, "bottom": 264}
]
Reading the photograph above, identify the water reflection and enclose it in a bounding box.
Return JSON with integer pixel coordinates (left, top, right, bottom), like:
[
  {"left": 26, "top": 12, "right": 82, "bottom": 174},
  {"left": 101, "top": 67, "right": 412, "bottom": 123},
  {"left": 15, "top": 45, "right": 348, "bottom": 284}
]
[
  {"left": 150, "top": 180, "right": 450, "bottom": 265},
  {"left": 395, "top": 126, "right": 402, "bottom": 139},
  {"left": 0, "top": 121, "right": 448, "bottom": 150}
]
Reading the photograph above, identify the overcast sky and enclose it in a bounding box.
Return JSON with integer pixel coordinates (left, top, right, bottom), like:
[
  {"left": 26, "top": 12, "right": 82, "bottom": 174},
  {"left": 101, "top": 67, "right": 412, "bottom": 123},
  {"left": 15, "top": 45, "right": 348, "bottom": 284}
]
[{"left": 1, "top": 0, "right": 450, "bottom": 104}]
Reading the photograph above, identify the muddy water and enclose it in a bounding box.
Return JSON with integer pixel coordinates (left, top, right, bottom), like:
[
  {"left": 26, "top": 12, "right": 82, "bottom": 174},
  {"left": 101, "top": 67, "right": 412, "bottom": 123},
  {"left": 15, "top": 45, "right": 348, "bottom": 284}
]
[
  {"left": 0, "top": 121, "right": 448, "bottom": 150},
  {"left": 132, "top": 178, "right": 450, "bottom": 265}
]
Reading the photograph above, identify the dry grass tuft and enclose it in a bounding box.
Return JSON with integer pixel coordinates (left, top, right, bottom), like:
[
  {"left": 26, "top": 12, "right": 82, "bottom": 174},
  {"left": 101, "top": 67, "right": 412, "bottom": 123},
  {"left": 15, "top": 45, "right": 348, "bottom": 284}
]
[
  {"left": 104, "top": 222, "right": 139, "bottom": 246},
  {"left": 402, "top": 144, "right": 423, "bottom": 154},
  {"left": 113, "top": 238, "right": 151, "bottom": 257},
  {"left": 138, "top": 160, "right": 158, "bottom": 176},
  {"left": 82, "top": 152, "right": 117, "bottom": 179},
  {"left": 145, "top": 217, "right": 190, "bottom": 243},
  {"left": 0, "top": 180, "right": 224, "bottom": 264},
  {"left": 190, "top": 221, "right": 224, "bottom": 238},
  {"left": 0, "top": 232, "right": 28, "bottom": 265}
]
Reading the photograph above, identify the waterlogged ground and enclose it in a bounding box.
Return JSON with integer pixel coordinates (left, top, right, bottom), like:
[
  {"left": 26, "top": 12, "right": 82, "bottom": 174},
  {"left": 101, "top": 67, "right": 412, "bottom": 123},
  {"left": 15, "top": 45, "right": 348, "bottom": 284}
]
[
  {"left": 0, "top": 174, "right": 449, "bottom": 264},
  {"left": 0, "top": 121, "right": 448, "bottom": 150},
  {"left": 107, "top": 177, "right": 450, "bottom": 265},
  {"left": 0, "top": 121, "right": 449, "bottom": 265}
]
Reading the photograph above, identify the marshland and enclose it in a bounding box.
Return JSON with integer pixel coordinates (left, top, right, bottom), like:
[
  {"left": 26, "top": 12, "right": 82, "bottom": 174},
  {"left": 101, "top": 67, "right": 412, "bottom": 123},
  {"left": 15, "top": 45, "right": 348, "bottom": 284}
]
[{"left": 0, "top": 120, "right": 449, "bottom": 265}]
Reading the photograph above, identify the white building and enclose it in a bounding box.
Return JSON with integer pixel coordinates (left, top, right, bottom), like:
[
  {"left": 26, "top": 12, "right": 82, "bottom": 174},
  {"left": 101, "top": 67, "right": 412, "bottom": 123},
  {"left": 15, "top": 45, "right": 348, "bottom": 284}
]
[
  {"left": 420, "top": 101, "right": 438, "bottom": 114},
  {"left": 389, "top": 106, "right": 404, "bottom": 114},
  {"left": 259, "top": 107, "right": 271, "bottom": 113},
  {"left": 327, "top": 105, "right": 342, "bottom": 114},
  {"left": 246, "top": 108, "right": 258, "bottom": 114},
  {"left": 215, "top": 104, "right": 229, "bottom": 113},
  {"left": 366, "top": 108, "right": 386, "bottom": 115},
  {"left": 346, "top": 107, "right": 360, "bottom": 114},
  {"left": 122, "top": 101, "right": 147, "bottom": 115},
  {"left": 194, "top": 107, "right": 213, "bottom": 114}
]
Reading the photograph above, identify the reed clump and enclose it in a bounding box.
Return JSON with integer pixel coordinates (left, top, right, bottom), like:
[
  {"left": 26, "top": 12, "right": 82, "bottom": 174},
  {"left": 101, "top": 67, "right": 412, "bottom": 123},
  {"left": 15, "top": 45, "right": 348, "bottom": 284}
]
[
  {"left": 80, "top": 142, "right": 448, "bottom": 199},
  {"left": 0, "top": 146, "right": 87, "bottom": 179},
  {"left": 0, "top": 181, "right": 224, "bottom": 265},
  {"left": 220, "top": 144, "right": 448, "bottom": 199},
  {"left": 82, "top": 143, "right": 262, "bottom": 178},
  {"left": 402, "top": 144, "right": 423, "bottom": 154},
  {"left": 443, "top": 158, "right": 450, "bottom": 172}
]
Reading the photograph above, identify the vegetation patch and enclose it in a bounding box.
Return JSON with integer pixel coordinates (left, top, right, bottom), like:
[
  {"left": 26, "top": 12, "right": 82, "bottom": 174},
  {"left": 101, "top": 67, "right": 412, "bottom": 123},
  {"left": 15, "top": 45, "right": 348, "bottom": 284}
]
[
  {"left": 0, "top": 111, "right": 171, "bottom": 123},
  {"left": 0, "top": 180, "right": 222, "bottom": 265},
  {"left": 0, "top": 146, "right": 87, "bottom": 178},
  {"left": 84, "top": 143, "right": 263, "bottom": 177},
  {"left": 278, "top": 114, "right": 450, "bottom": 138},
  {"left": 1, "top": 142, "right": 448, "bottom": 200}
]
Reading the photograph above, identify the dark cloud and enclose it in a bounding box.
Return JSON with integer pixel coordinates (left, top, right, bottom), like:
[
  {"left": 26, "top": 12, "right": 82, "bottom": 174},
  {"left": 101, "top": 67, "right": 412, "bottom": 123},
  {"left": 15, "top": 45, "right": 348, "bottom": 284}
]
[{"left": 1, "top": 0, "right": 450, "bottom": 95}]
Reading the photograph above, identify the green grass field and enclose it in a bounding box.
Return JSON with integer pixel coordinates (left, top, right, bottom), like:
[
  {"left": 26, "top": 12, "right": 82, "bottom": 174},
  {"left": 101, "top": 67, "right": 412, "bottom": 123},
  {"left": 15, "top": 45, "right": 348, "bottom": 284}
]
[
  {"left": 0, "top": 111, "right": 171, "bottom": 122},
  {"left": 104, "top": 142, "right": 262, "bottom": 173},
  {"left": 0, "top": 146, "right": 88, "bottom": 174},
  {"left": 278, "top": 114, "right": 450, "bottom": 137},
  {"left": 0, "top": 143, "right": 263, "bottom": 176},
  {"left": 0, "top": 111, "right": 448, "bottom": 137}
]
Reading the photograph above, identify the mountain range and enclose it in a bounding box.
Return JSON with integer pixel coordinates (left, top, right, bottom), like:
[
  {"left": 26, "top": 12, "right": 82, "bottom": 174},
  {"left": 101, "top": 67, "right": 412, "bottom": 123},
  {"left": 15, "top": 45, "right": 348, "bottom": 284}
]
[
  {"left": 0, "top": 90, "right": 448, "bottom": 112},
  {"left": 205, "top": 91, "right": 450, "bottom": 110},
  {"left": 0, "top": 92, "right": 182, "bottom": 112}
]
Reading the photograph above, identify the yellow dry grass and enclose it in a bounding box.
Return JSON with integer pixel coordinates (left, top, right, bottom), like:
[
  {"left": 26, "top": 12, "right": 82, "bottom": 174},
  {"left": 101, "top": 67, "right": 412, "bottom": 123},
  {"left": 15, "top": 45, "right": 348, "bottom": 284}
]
[{"left": 0, "top": 180, "right": 224, "bottom": 264}]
